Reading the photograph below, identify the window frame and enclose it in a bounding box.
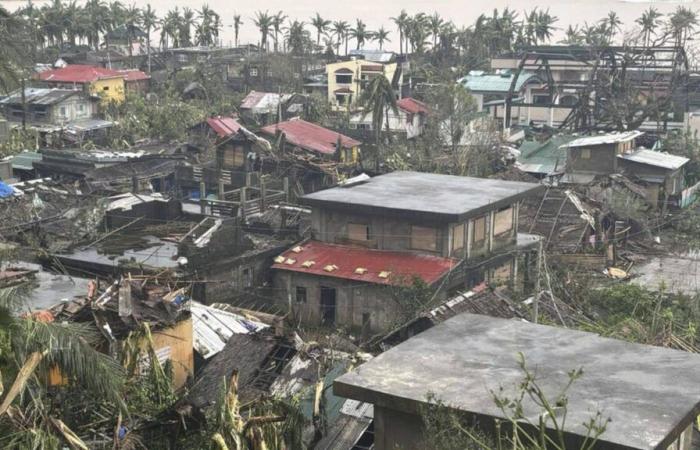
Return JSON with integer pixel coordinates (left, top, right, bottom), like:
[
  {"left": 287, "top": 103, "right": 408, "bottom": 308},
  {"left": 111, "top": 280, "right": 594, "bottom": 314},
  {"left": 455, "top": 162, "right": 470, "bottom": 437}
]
[
  {"left": 347, "top": 223, "right": 371, "bottom": 242},
  {"left": 410, "top": 225, "right": 438, "bottom": 252},
  {"left": 472, "top": 215, "right": 488, "bottom": 245},
  {"left": 451, "top": 223, "right": 465, "bottom": 252},
  {"left": 295, "top": 286, "right": 307, "bottom": 303},
  {"left": 493, "top": 207, "right": 514, "bottom": 237}
]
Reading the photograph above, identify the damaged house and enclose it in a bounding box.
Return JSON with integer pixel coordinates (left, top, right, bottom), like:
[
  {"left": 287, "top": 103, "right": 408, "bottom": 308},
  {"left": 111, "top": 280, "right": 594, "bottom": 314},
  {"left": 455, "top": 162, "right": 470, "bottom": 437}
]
[{"left": 271, "top": 171, "right": 543, "bottom": 333}]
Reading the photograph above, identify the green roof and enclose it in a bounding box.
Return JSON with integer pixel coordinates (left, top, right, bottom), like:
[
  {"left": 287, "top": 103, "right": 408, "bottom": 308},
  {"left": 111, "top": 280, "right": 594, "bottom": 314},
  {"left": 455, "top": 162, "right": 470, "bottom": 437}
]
[
  {"left": 517, "top": 135, "right": 575, "bottom": 175},
  {"left": 10, "top": 151, "right": 42, "bottom": 171},
  {"left": 459, "top": 70, "right": 539, "bottom": 93}
]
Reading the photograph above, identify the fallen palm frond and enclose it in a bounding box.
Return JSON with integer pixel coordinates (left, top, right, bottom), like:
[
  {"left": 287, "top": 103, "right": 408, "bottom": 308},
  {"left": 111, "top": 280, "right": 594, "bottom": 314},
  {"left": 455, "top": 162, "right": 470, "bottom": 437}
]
[{"left": 0, "top": 350, "right": 46, "bottom": 416}]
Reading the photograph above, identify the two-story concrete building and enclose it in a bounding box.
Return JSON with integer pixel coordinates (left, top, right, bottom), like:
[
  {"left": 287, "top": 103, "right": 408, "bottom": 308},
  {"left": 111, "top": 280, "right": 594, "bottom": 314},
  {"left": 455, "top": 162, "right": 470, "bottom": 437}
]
[
  {"left": 271, "top": 171, "right": 543, "bottom": 333},
  {"left": 326, "top": 59, "right": 399, "bottom": 111}
]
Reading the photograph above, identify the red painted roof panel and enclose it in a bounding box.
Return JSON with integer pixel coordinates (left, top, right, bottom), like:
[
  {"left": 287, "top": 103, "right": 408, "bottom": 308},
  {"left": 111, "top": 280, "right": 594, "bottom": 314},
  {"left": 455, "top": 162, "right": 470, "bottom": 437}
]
[
  {"left": 206, "top": 116, "right": 242, "bottom": 138},
  {"left": 397, "top": 97, "right": 430, "bottom": 115},
  {"left": 260, "top": 119, "right": 361, "bottom": 155},
  {"left": 37, "top": 64, "right": 148, "bottom": 83},
  {"left": 272, "top": 241, "right": 457, "bottom": 286}
]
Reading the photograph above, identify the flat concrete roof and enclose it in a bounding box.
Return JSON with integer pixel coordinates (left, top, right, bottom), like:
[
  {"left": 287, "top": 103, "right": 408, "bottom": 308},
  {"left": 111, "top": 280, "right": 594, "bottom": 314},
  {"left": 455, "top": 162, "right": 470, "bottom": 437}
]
[
  {"left": 334, "top": 314, "right": 700, "bottom": 449},
  {"left": 301, "top": 171, "right": 543, "bottom": 221}
]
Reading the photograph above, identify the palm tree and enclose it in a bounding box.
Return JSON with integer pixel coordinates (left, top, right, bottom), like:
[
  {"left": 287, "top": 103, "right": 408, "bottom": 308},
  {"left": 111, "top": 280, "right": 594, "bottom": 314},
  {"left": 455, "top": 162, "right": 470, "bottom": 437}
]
[
  {"left": 636, "top": 7, "right": 662, "bottom": 47},
  {"left": 285, "top": 19, "right": 309, "bottom": 55},
  {"left": 232, "top": 13, "right": 243, "bottom": 47},
  {"left": 351, "top": 19, "right": 370, "bottom": 50},
  {"left": 601, "top": 11, "right": 622, "bottom": 44},
  {"left": 331, "top": 20, "right": 349, "bottom": 55},
  {"left": 560, "top": 25, "right": 584, "bottom": 45},
  {"left": 668, "top": 6, "right": 697, "bottom": 49},
  {"left": 534, "top": 8, "right": 557, "bottom": 44},
  {"left": 358, "top": 74, "right": 398, "bottom": 171},
  {"left": 310, "top": 13, "right": 330, "bottom": 47},
  {"left": 253, "top": 10, "right": 272, "bottom": 52},
  {"left": 84, "top": 0, "right": 108, "bottom": 50},
  {"left": 180, "top": 7, "right": 195, "bottom": 46},
  {"left": 391, "top": 9, "right": 409, "bottom": 55},
  {"left": 271, "top": 11, "right": 286, "bottom": 52},
  {"left": 124, "top": 5, "right": 141, "bottom": 65},
  {"left": 141, "top": 4, "right": 157, "bottom": 73},
  {"left": 374, "top": 26, "right": 391, "bottom": 50},
  {"left": 427, "top": 12, "right": 443, "bottom": 49}
]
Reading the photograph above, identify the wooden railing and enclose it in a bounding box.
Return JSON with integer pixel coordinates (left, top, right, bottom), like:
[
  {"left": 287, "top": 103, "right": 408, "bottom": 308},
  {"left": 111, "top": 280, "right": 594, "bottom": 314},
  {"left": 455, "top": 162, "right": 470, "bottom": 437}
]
[{"left": 197, "top": 176, "right": 289, "bottom": 219}]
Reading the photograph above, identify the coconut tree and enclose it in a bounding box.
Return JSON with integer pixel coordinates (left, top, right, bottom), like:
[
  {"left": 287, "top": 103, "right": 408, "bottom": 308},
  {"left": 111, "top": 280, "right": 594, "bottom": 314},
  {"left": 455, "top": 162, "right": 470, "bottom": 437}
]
[
  {"left": 271, "top": 11, "right": 286, "bottom": 52},
  {"left": 253, "top": 10, "right": 272, "bottom": 52},
  {"left": 391, "top": 9, "right": 409, "bottom": 55},
  {"left": 358, "top": 74, "right": 398, "bottom": 170},
  {"left": 84, "top": 0, "right": 108, "bottom": 50},
  {"left": 123, "top": 4, "right": 141, "bottom": 65},
  {"left": 232, "top": 13, "right": 243, "bottom": 47},
  {"left": 285, "top": 19, "right": 309, "bottom": 55},
  {"left": 374, "top": 26, "right": 391, "bottom": 50},
  {"left": 636, "top": 7, "right": 662, "bottom": 47},
  {"left": 179, "top": 7, "right": 195, "bottom": 46},
  {"left": 351, "top": 19, "right": 370, "bottom": 50},
  {"left": 141, "top": 4, "right": 157, "bottom": 72},
  {"left": 310, "top": 13, "right": 330, "bottom": 47},
  {"left": 668, "top": 6, "right": 697, "bottom": 49},
  {"left": 331, "top": 20, "right": 349, "bottom": 55},
  {"left": 427, "top": 12, "right": 443, "bottom": 49},
  {"left": 601, "top": 11, "right": 622, "bottom": 44}
]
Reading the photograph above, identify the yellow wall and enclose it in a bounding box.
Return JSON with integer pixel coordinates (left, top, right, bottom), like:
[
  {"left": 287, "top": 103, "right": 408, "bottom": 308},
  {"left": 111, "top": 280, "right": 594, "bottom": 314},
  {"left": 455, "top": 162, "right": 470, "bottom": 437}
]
[
  {"left": 90, "top": 77, "right": 126, "bottom": 104},
  {"left": 326, "top": 59, "right": 397, "bottom": 111},
  {"left": 146, "top": 317, "right": 194, "bottom": 390}
]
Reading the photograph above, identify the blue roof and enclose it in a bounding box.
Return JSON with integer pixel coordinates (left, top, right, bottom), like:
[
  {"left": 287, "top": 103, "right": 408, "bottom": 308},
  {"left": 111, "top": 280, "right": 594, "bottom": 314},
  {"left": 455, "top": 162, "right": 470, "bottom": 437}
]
[
  {"left": 459, "top": 70, "right": 539, "bottom": 93},
  {"left": 0, "top": 181, "right": 15, "bottom": 198}
]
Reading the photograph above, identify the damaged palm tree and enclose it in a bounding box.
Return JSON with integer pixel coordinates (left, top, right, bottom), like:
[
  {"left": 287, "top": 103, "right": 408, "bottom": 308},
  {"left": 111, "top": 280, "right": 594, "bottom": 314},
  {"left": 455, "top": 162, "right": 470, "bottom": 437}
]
[{"left": 211, "top": 370, "right": 304, "bottom": 450}]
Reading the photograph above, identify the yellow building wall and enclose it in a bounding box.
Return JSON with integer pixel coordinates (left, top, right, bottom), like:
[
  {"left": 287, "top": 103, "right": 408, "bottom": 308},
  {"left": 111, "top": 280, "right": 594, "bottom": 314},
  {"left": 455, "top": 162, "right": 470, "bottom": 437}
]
[
  {"left": 146, "top": 317, "right": 194, "bottom": 390},
  {"left": 326, "top": 59, "right": 397, "bottom": 111},
  {"left": 90, "top": 77, "right": 126, "bottom": 104}
]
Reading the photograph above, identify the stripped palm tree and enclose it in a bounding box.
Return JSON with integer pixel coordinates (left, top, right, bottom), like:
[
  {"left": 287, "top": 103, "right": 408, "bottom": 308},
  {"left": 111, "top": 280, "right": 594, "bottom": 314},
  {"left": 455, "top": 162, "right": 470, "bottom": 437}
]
[
  {"left": 331, "top": 20, "right": 350, "bottom": 56},
  {"left": 253, "top": 10, "right": 272, "bottom": 52},
  {"left": 358, "top": 74, "right": 398, "bottom": 171},
  {"left": 141, "top": 5, "right": 157, "bottom": 73},
  {"left": 233, "top": 14, "right": 243, "bottom": 47},
  {"left": 310, "top": 13, "right": 330, "bottom": 47},
  {"left": 374, "top": 26, "right": 391, "bottom": 51},
  {"left": 271, "top": 11, "right": 286, "bottom": 53},
  {"left": 391, "top": 9, "right": 409, "bottom": 55}
]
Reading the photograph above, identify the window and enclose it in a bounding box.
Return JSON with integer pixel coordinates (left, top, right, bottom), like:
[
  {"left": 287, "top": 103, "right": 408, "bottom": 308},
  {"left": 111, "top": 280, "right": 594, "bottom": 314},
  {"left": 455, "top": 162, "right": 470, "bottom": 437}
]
[
  {"left": 348, "top": 223, "right": 370, "bottom": 241},
  {"left": 295, "top": 286, "right": 307, "bottom": 303},
  {"left": 494, "top": 207, "right": 514, "bottom": 236},
  {"left": 59, "top": 106, "right": 67, "bottom": 117},
  {"left": 581, "top": 148, "right": 591, "bottom": 159},
  {"left": 103, "top": 86, "right": 109, "bottom": 91},
  {"left": 335, "top": 74, "right": 352, "bottom": 84},
  {"left": 410, "top": 226, "right": 437, "bottom": 251},
  {"left": 77, "top": 104, "right": 84, "bottom": 112},
  {"left": 357, "top": 123, "right": 371, "bottom": 130},
  {"left": 533, "top": 94, "right": 549, "bottom": 105},
  {"left": 249, "top": 68, "right": 259, "bottom": 76},
  {"left": 451, "top": 223, "right": 465, "bottom": 252},
  {"left": 472, "top": 215, "right": 487, "bottom": 244},
  {"left": 559, "top": 95, "right": 578, "bottom": 107},
  {"left": 242, "top": 267, "right": 253, "bottom": 288}
]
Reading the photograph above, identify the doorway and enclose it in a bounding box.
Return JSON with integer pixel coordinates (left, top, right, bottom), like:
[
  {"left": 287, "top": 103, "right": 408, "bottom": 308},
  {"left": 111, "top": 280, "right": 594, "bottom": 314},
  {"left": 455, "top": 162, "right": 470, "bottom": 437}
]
[{"left": 320, "top": 286, "right": 336, "bottom": 326}]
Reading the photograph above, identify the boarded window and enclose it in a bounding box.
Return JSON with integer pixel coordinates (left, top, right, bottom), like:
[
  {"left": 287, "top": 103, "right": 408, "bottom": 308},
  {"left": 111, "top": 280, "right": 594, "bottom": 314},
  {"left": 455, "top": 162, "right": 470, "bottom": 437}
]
[
  {"left": 411, "top": 226, "right": 437, "bottom": 251},
  {"left": 451, "top": 223, "right": 465, "bottom": 252},
  {"left": 472, "top": 216, "right": 487, "bottom": 243},
  {"left": 581, "top": 148, "right": 591, "bottom": 159},
  {"left": 494, "top": 207, "right": 514, "bottom": 236},
  {"left": 295, "top": 286, "right": 307, "bottom": 303},
  {"left": 348, "top": 223, "right": 370, "bottom": 241},
  {"left": 223, "top": 147, "right": 245, "bottom": 168}
]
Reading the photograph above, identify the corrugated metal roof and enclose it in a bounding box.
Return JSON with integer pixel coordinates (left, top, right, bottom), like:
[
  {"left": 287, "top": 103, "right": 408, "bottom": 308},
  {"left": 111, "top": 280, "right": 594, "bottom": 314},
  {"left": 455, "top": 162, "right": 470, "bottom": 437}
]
[
  {"left": 517, "top": 135, "right": 575, "bottom": 175},
  {"left": 37, "top": 64, "right": 147, "bottom": 83},
  {"left": 190, "top": 301, "right": 268, "bottom": 359},
  {"left": 397, "top": 97, "right": 430, "bottom": 115},
  {"left": 10, "top": 151, "right": 42, "bottom": 171},
  {"left": 260, "top": 118, "right": 361, "bottom": 155},
  {"left": 0, "top": 88, "right": 79, "bottom": 106},
  {"left": 459, "top": 70, "right": 539, "bottom": 93},
  {"left": 563, "top": 130, "right": 644, "bottom": 148},
  {"left": 618, "top": 149, "right": 689, "bottom": 170},
  {"left": 271, "top": 240, "right": 457, "bottom": 286},
  {"left": 206, "top": 116, "right": 242, "bottom": 138},
  {"left": 240, "top": 91, "right": 292, "bottom": 113}
]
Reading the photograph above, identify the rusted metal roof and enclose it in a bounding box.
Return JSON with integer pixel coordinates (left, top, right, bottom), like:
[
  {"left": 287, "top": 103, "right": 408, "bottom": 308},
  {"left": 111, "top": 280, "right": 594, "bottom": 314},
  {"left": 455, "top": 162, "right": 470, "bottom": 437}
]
[
  {"left": 206, "top": 116, "right": 242, "bottom": 138},
  {"left": 562, "top": 131, "right": 644, "bottom": 148},
  {"left": 37, "top": 64, "right": 148, "bottom": 83},
  {"left": 271, "top": 240, "right": 456, "bottom": 286},
  {"left": 397, "top": 97, "right": 430, "bottom": 115},
  {"left": 260, "top": 118, "right": 361, "bottom": 155}
]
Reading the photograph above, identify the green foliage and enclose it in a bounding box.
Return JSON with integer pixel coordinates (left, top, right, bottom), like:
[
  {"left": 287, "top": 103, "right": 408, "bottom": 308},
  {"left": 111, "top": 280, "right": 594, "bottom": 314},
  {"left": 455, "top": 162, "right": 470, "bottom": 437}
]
[
  {"left": 388, "top": 276, "right": 435, "bottom": 324},
  {"left": 422, "top": 353, "right": 608, "bottom": 449},
  {"left": 662, "top": 128, "right": 700, "bottom": 185}
]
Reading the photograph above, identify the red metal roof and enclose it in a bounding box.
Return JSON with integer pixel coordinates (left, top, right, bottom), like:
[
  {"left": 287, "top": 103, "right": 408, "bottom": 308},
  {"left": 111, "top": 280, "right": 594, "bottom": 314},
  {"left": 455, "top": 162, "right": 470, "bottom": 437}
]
[
  {"left": 272, "top": 240, "right": 457, "bottom": 286},
  {"left": 397, "top": 97, "right": 430, "bottom": 115},
  {"left": 37, "top": 64, "right": 148, "bottom": 83},
  {"left": 260, "top": 118, "right": 361, "bottom": 155},
  {"left": 206, "top": 116, "right": 242, "bottom": 138}
]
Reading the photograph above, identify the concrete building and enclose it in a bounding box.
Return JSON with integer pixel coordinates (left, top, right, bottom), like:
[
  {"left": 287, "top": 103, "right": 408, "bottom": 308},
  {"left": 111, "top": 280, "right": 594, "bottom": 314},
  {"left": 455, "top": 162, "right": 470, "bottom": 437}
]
[
  {"left": 271, "top": 171, "right": 542, "bottom": 333},
  {"left": 335, "top": 313, "right": 700, "bottom": 450},
  {"left": 326, "top": 59, "right": 399, "bottom": 111},
  {"left": 35, "top": 64, "right": 149, "bottom": 103},
  {"left": 349, "top": 97, "right": 430, "bottom": 139},
  {"left": 0, "top": 87, "right": 97, "bottom": 125}
]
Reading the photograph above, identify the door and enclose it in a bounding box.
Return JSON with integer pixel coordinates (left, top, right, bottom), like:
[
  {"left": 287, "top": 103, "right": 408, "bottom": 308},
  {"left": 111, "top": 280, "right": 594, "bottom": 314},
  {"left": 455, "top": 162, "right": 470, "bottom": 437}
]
[{"left": 320, "top": 286, "right": 336, "bottom": 326}]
